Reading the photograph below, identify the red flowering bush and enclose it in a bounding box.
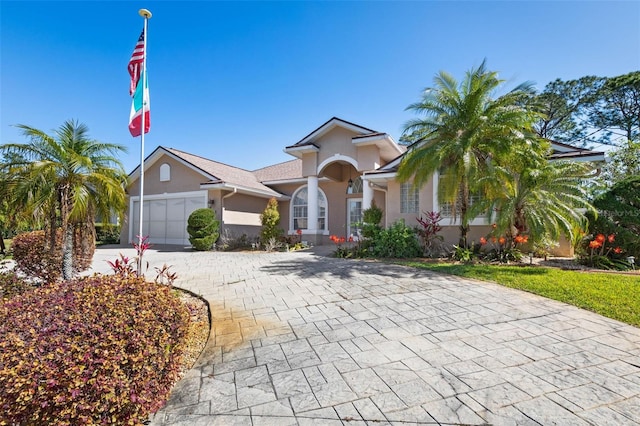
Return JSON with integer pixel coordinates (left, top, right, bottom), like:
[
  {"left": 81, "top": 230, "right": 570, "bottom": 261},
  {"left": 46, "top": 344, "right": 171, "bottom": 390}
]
[{"left": 0, "top": 274, "right": 190, "bottom": 424}]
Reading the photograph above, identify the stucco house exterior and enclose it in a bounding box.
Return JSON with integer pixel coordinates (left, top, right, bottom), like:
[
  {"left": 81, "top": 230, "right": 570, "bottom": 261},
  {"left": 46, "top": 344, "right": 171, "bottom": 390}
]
[{"left": 121, "top": 117, "right": 604, "bottom": 254}]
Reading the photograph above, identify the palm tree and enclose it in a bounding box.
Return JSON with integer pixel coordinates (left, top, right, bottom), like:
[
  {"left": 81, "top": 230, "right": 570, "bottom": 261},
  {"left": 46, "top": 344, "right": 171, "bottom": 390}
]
[
  {"left": 0, "top": 120, "right": 128, "bottom": 280},
  {"left": 473, "top": 154, "right": 597, "bottom": 246},
  {"left": 398, "top": 61, "right": 541, "bottom": 247}
]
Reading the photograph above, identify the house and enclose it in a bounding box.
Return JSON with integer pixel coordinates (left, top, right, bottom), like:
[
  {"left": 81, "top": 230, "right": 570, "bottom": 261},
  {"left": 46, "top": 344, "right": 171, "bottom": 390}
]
[{"left": 121, "top": 117, "right": 605, "bottom": 254}]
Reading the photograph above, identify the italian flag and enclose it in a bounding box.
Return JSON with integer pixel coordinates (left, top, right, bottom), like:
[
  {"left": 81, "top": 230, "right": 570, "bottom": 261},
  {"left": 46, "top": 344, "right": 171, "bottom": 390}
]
[{"left": 129, "top": 72, "right": 150, "bottom": 137}]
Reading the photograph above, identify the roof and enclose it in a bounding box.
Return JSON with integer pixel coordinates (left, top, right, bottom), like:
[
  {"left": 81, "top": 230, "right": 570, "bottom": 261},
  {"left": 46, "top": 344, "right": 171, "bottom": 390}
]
[
  {"left": 286, "top": 117, "right": 378, "bottom": 149},
  {"left": 253, "top": 159, "right": 303, "bottom": 182},
  {"left": 129, "top": 147, "right": 285, "bottom": 199}
]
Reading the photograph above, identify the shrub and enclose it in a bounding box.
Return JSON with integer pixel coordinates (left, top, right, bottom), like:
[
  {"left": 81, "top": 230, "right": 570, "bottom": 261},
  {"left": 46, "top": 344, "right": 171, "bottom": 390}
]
[
  {"left": 0, "top": 272, "right": 35, "bottom": 301},
  {"left": 11, "top": 230, "right": 63, "bottom": 283},
  {"left": 96, "top": 223, "right": 120, "bottom": 245},
  {"left": 187, "top": 208, "right": 219, "bottom": 251},
  {"left": 361, "top": 201, "right": 383, "bottom": 239},
  {"left": 260, "top": 198, "right": 283, "bottom": 248},
  {"left": 416, "top": 211, "right": 445, "bottom": 257},
  {"left": 11, "top": 227, "right": 94, "bottom": 283},
  {"left": 371, "top": 220, "right": 422, "bottom": 258},
  {"left": 0, "top": 274, "right": 190, "bottom": 424}
]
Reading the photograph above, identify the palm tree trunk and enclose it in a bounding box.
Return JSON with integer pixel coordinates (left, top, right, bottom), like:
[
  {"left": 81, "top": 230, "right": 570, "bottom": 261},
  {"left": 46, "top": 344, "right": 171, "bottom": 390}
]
[{"left": 62, "top": 225, "right": 73, "bottom": 280}]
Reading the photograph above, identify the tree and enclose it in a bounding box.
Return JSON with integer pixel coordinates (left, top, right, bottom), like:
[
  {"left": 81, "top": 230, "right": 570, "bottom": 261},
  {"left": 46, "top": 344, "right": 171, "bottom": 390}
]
[
  {"left": 0, "top": 120, "right": 127, "bottom": 279},
  {"left": 260, "top": 197, "right": 282, "bottom": 246},
  {"left": 398, "top": 60, "right": 541, "bottom": 247},
  {"left": 529, "top": 72, "right": 639, "bottom": 148},
  {"left": 586, "top": 72, "right": 640, "bottom": 145},
  {"left": 529, "top": 77, "right": 599, "bottom": 145},
  {"left": 474, "top": 154, "right": 596, "bottom": 246}
]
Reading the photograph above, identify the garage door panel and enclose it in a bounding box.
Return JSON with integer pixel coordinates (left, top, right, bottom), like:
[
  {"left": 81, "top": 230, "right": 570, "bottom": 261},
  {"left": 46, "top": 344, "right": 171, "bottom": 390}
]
[
  {"left": 167, "top": 199, "right": 186, "bottom": 218},
  {"left": 149, "top": 200, "right": 167, "bottom": 221},
  {"left": 131, "top": 193, "right": 205, "bottom": 245}
]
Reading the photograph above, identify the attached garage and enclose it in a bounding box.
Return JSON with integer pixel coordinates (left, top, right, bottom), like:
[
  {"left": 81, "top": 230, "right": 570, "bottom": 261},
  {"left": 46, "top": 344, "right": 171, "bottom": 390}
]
[{"left": 129, "top": 191, "right": 207, "bottom": 245}]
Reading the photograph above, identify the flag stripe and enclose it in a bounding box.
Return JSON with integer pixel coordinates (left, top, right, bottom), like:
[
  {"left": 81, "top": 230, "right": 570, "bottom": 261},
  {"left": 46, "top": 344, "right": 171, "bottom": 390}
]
[
  {"left": 128, "top": 29, "right": 145, "bottom": 96},
  {"left": 129, "top": 72, "right": 150, "bottom": 137}
]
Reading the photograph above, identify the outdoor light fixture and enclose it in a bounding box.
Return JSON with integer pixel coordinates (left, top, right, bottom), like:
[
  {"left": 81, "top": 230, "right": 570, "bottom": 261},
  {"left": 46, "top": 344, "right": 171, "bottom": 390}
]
[
  {"left": 346, "top": 168, "right": 354, "bottom": 194},
  {"left": 627, "top": 256, "right": 636, "bottom": 271},
  {"left": 208, "top": 199, "right": 215, "bottom": 207}
]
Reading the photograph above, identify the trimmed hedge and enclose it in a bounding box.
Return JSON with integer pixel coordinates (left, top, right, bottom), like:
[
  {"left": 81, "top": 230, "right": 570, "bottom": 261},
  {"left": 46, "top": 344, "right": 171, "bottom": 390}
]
[
  {"left": 187, "top": 208, "right": 219, "bottom": 251},
  {"left": 0, "top": 275, "right": 190, "bottom": 425}
]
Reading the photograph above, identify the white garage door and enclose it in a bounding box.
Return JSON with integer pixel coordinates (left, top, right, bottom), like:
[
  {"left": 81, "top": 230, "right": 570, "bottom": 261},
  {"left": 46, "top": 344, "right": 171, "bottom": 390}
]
[{"left": 130, "top": 192, "right": 206, "bottom": 245}]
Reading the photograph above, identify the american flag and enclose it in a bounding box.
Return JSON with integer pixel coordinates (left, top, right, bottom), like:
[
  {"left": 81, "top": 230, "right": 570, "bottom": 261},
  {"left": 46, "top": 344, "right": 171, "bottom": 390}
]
[{"left": 128, "top": 29, "right": 145, "bottom": 96}]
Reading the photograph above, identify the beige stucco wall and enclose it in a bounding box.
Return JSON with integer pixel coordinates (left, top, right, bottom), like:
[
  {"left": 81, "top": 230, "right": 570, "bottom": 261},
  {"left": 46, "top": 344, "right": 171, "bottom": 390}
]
[{"left": 127, "top": 157, "right": 205, "bottom": 197}]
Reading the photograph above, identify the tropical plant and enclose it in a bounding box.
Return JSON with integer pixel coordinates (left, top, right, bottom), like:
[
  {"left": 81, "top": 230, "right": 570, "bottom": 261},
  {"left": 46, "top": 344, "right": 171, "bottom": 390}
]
[
  {"left": 187, "top": 208, "right": 219, "bottom": 251},
  {"left": 398, "top": 60, "right": 541, "bottom": 247},
  {"left": 0, "top": 120, "right": 127, "bottom": 280},
  {"left": 260, "top": 197, "right": 282, "bottom": 247},
  {"left": 472, "top": 158, "right": 597, "bottom": 246},
  {"left": 415, "top": 211, "right": 445, "bottom": 257},
  {"left": 361, "top": 201, "right": 383, "bottom": 239}
]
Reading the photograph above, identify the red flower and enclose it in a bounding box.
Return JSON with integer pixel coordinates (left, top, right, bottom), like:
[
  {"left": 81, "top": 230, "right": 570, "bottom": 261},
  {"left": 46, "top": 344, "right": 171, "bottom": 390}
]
[
  {"left": 348, "top": 236, "right": 354, "bottom": 242},
  {"left": 340, "top": 237, "right": 346, "bottom": 243},
  {"left": 589, "top": 240, "right": 602, "bottom": 249},
  {"left": 614, "top": 247, "right": 623, "bottom": 254},
  {"left": 522, "top": 235, "right": 529, "bottom": 243},
  {"left": 479, "top": 237, "right": 487, "bottom": 245},
  {"left": 514, "top": 235, "right": 524, "bottom": 244},
  {"left": 498, "top": 237, "right": 506, "bottom": 245},
  {"left": 491, "top": 237, "right": 497, "bottom": 243},
  {"left": 492, "top": 223, "right": 497, "bottom": 229},
  {"left": 595, "top": 234, "right": 606, "bottom": 243},
  {"left": 297, "top": 229, "right": 303, "bottom": 235},
  {"left": 607, "top": 234, "right": 615, "bottom": 243}
]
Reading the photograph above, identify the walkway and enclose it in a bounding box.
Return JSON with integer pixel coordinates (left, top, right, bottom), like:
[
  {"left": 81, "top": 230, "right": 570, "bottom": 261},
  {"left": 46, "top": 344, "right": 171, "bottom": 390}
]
[{"left": 89, "top": 246, "right": 640, "bottom": 425}]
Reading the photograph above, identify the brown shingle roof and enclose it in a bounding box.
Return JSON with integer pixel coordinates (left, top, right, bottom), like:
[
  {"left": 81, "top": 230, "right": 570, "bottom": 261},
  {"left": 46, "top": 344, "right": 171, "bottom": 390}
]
[
  {"left": 253, "top": 159, "right": 303, "bottom": 182},
  {"left": 165, "top": 148, "right": 282, "bottom": 197}
]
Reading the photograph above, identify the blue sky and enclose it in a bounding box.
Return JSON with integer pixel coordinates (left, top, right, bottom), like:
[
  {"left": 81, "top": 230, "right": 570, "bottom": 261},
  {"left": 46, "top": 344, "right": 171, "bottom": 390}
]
[{"left": 2, "top": 1, "right": 638, "bottom": 173}]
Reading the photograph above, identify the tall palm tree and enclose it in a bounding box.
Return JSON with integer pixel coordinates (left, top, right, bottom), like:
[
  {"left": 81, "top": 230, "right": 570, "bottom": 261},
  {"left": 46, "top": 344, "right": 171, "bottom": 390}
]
[
  {"left": 0, "top": 120, "right": 128, "bottom": 280},
  {"left": 398, "top": 61, "right": 541, "bottom": 247}
]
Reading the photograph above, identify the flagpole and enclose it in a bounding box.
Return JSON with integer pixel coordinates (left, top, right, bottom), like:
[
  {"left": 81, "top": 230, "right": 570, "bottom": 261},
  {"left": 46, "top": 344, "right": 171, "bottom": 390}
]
[{"left": 137, "top": 8, "right": 151, "bottom": 275}]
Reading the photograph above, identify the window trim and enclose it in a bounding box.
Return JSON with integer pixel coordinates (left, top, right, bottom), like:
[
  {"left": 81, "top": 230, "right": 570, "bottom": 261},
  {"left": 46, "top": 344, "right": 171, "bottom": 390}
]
[{"left": 289, "top": 185, "right": 329, "bottom": 234}]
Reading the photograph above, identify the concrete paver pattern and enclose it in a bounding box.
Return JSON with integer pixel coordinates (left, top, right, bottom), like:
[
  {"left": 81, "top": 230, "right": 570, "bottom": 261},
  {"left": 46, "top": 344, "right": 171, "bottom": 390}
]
[{"left": 89, "top": 246, "right": 640, "bottom": 425}]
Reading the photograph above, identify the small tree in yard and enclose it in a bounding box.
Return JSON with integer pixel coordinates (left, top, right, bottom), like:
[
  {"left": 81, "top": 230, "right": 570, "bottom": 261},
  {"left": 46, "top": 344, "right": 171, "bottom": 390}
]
[
  {"left": 187, "top": 208, "right": 219, "bottom": 251},
  {"left": 260, "top": 198, "right": 282, "bottom": 249}
]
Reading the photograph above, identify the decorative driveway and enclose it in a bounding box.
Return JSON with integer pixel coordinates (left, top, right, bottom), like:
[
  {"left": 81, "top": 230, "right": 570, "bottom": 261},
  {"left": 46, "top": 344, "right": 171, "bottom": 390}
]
[{"left": 89, "top": 246, "right": 640, "bottom": 425}]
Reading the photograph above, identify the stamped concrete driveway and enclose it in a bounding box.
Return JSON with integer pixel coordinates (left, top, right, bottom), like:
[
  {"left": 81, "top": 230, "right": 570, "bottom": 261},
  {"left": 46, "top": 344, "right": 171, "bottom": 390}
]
[{"left": 89, "top": 246, "right": 640, "bottom": 425}]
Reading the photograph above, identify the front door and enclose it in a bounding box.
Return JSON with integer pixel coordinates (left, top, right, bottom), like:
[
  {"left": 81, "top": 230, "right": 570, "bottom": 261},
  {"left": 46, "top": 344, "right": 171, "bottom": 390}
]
[{"left": 347, "top": 198, "right": 363, "bottom": 240}]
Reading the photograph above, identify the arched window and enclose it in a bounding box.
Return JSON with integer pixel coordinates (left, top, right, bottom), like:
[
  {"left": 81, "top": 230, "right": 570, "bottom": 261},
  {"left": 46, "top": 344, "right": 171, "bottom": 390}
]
[
  {"left": 291, "top": 186, "right": 327, "bottom": 230},
  {"left": 160, "top": 163, "right": 171, "bottom": 182},
  {"left": 349, "top": 176, "right": 363, "bottom": 194}
]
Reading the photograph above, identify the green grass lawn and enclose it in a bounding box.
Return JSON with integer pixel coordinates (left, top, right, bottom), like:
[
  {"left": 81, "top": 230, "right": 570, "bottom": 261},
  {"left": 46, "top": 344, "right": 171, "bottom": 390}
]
[{"left": 399, "top": 261, "right": 640, "bottom": 327}]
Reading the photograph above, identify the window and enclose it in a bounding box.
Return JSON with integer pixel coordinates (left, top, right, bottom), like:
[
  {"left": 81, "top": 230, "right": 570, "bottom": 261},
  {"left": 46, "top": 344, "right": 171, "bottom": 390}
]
[
  {"left": 292, "top": 186, "right": 327, "bottom": 230},
  {"left": 438, "top": 173, "right": 484, "bottom": 217},
  {"left": 400, "top": 182, "right": 419, "bottom": 213},
  {"left": 160, "top": 163, "right": 171, "bottom": 182},
  {"left": 349, "top": 176, "right": 363, "bottom": 194}
]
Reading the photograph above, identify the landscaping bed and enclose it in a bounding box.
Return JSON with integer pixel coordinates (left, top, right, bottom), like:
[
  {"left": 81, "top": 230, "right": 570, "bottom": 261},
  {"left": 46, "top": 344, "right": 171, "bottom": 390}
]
[{"left": 0, "top": 273, "right": 210, "bottom": 425}]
